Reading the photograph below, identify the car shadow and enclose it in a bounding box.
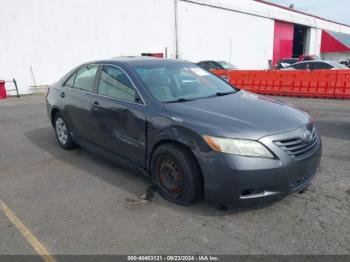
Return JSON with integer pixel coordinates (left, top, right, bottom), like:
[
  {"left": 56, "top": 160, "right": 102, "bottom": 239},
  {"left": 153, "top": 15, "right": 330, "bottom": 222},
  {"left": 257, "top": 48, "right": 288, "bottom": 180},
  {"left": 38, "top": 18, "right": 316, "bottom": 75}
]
[
  {"left": 315, "top": 120, "right": 350, "bottom": 140},
  {"left": 25, "top": 126, "right": 280, "bottom": 217}
]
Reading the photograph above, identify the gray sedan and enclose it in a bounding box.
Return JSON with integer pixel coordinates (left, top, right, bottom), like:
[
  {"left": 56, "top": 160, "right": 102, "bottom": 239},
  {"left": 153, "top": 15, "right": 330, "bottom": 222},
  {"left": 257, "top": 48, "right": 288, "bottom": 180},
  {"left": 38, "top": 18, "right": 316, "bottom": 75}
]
[{"left": 46, "top": 57, "right": 321, "bottom": 208}]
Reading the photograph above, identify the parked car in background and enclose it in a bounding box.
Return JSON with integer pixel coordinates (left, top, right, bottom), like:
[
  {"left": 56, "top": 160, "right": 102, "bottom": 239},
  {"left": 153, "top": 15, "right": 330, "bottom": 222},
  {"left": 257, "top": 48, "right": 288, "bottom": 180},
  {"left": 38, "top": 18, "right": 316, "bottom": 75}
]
[
  {"left": 281, "top": 60, "right": 349, "bottom": 70},
  {"left": 197, "top": 60, "right": 238, "bottom": 71},
  {"left": 47, "top": 57, "right": 321, "bottom": 208},
  {"left": 340, "top": 59, "right": 350, "bottom": 68},
  {"left": 275, "top": 58, "right": 299, "bottom": 70},
  {"left": 275, "top": 55, "right": 320, "bottom": 70}
]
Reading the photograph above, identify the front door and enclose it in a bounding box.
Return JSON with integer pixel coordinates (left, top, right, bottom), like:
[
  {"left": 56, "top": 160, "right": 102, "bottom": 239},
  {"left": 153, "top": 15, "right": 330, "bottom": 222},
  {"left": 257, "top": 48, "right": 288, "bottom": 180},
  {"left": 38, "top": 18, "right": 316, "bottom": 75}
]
[{"left": 91, "top": 65, "right": 146, "bottom": 168}]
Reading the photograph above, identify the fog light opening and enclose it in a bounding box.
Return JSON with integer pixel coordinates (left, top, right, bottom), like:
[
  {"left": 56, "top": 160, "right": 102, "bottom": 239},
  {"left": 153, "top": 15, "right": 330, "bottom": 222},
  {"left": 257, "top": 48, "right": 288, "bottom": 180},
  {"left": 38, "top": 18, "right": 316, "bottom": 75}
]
[{"left": 241, "top": 188, "right": 265, "bottom": 197}]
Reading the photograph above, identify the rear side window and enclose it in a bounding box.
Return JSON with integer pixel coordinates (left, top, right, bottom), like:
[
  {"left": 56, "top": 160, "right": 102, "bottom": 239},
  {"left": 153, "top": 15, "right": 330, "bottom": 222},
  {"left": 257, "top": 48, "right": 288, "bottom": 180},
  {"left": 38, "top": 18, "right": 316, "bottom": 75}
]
[
  {"left": 292, "top": 63, "right": 308, "bottom": 70},
  {"left": 312, "top": 62, "right": 332, "bottom": 70},
  {"left": 74, "top": 65, "right": 98, "bottom": 92},
  {"left": 98, "top": 65, "right": 137, "bottom": 103},
  {"left": 64, "top": 73, "right": 76, "bottom": 87}
]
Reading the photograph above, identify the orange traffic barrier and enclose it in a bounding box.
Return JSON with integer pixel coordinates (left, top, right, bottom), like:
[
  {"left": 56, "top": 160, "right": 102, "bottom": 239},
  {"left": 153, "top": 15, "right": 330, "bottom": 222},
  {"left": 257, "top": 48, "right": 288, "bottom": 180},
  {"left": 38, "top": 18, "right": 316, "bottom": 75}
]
[
  {"left": 212, "top": 69, "right": 350, "bottom": 99},
  {"left": 335, "top": 70, "right": 350, "bottom": 99}
]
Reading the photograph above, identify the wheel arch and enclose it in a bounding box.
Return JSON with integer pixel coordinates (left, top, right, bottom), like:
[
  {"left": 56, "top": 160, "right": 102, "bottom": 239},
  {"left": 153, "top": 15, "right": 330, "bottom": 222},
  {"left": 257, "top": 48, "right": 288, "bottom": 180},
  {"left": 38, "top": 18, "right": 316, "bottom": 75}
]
[{"left": 50, "top": 108, "right": 60, "bottom": 126}]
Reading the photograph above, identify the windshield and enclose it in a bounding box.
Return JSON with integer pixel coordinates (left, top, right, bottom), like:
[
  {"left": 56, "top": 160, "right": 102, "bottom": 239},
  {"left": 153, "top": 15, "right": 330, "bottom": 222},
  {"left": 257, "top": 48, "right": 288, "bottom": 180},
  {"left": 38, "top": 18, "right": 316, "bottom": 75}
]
[
  {"left": 328, "top": 61, "right": 349, "bottom": 69},
  {"left": 217, "top": 61, "right": 237, "bottom": 69},
  {"left": 133, "top": 63, "right": 237, "bottom": 103}
]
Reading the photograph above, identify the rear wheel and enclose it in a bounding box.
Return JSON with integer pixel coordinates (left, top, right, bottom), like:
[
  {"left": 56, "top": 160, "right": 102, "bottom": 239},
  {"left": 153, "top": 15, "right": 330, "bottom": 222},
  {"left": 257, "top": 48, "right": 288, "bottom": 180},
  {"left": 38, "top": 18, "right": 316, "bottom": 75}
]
[
  {"left": 54, "top": 113, "right": 76, "bottom": 150},
  {"left": 151, "top": 144, "right": 203, "bottom": 205}
]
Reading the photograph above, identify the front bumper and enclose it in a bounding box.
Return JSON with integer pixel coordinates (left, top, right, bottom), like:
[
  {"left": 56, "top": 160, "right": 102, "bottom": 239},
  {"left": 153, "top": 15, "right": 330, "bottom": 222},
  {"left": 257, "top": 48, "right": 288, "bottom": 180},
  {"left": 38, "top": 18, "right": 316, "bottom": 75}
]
[{"left": 194, "top": 126, "right": 322, "bottom": 207}]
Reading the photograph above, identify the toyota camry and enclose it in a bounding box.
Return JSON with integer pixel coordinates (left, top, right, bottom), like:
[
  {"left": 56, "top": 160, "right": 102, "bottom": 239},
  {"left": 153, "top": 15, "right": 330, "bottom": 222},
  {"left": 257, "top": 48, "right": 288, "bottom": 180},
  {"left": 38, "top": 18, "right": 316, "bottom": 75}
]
[{"left": 46, "top": 57, "right": 321, "bottom": 208}]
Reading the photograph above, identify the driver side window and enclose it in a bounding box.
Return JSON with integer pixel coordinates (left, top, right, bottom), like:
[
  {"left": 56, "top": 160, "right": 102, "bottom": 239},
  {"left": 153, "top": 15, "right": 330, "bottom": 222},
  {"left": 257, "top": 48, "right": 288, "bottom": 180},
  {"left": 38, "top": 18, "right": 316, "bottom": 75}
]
[{"left": 98, "top": 65, "right": 138, "bottom": 103}]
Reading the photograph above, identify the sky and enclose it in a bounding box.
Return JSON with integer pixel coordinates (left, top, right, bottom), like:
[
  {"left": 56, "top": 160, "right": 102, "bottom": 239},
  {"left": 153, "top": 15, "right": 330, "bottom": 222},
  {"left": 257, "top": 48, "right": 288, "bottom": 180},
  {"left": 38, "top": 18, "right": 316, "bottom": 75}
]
[{"left": 266, "top": 0, "right": 350, "bottom": 25}]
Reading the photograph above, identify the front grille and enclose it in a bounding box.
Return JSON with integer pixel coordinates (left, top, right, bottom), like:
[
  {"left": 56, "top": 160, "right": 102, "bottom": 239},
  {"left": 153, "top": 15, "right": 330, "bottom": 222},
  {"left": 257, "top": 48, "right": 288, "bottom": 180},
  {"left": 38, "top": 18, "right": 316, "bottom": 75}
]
[{"left": 274, "top": 128, "right": 320, "bottom": 160}]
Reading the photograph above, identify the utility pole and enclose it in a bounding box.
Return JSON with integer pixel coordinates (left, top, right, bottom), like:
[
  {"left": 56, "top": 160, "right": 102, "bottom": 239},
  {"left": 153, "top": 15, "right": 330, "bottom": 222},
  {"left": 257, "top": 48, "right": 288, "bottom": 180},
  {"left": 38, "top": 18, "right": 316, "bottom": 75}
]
[{"left": 174, "top": 0, "right": 179, "bottom": 59}]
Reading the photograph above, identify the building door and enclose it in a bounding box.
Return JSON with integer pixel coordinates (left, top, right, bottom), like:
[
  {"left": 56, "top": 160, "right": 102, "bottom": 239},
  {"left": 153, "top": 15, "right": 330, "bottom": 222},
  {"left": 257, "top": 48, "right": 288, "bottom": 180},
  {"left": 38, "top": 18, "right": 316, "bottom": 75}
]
[
  {"left": 273, "top": 21, "right": 294, "bottom": 67},
  {"left": 293, "top": 25, "right": 309, "bottom": 57}
]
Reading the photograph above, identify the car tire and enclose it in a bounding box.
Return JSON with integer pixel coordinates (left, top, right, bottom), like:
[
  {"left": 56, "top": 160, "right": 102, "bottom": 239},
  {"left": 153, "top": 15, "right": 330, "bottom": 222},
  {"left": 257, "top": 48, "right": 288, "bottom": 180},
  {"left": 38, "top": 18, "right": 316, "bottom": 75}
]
[
  {"left": 151, "top": 143, "right": 203, "bottom": 206},
  {"left": 53, "top": 113, "right": 76, "bottom": 150}
]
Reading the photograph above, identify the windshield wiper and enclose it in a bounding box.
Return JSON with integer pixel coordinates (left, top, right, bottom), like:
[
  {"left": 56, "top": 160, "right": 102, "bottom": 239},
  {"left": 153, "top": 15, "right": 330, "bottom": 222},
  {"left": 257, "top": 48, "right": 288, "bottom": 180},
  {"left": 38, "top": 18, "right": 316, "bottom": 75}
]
[
  {"left": 165, "top": 98, "right": 193, "bottom": 103},
  {"left": 215, "top": 91, "right": 235, "bottom": 96},
  {"left": 166, "top": 92, "right": 235, "bottom": 103}
]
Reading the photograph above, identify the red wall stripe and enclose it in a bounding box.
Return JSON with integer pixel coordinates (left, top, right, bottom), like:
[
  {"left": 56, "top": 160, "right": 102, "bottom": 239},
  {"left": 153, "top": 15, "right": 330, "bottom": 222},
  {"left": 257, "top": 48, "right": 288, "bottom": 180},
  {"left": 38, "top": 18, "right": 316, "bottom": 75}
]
[{"left": 321, "top": 31, "right": 350, "bottom": 53}]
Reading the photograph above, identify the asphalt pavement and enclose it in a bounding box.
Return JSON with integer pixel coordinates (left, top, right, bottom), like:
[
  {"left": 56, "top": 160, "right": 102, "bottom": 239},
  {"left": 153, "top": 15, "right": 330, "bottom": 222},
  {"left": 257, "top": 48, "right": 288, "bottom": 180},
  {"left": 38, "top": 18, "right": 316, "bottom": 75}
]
[{"left": 0, "top": 95, "right": 349, "bottom": 256}]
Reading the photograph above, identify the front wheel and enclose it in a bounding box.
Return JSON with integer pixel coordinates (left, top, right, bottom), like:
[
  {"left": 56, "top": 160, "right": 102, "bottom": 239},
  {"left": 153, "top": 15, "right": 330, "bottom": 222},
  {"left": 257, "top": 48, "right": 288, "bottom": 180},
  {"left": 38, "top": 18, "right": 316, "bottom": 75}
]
[
  {"left": 54, "top": 113, "right": 76, "bottom": 150},
  {"left": 151, "top": 144, "right": 203, "bottom": 205}
]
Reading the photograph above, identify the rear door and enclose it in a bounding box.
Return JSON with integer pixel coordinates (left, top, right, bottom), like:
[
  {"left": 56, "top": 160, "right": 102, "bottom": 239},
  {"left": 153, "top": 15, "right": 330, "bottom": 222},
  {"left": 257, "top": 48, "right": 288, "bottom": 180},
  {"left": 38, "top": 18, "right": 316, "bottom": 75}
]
[
  {"left": 91, "top": 65, "right": 147, "bottom": 168},
  {"left": 61, "top": 64, "right": 98, "bottom": 141}
]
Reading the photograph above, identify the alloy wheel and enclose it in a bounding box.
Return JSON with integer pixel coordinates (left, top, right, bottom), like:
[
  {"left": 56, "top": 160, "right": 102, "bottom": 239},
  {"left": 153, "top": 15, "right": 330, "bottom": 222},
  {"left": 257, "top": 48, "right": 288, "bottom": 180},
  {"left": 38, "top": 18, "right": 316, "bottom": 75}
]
[{"left": 55, "top": 117, "right": 68, "bottom": 145}]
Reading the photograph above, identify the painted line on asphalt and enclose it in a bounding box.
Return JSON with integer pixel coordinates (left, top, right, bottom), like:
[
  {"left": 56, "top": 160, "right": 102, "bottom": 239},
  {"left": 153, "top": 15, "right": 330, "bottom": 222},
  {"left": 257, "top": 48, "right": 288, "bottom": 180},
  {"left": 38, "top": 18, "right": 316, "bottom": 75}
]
[{"left": 0, "top": 199, "right": 57, "bottom": 262}]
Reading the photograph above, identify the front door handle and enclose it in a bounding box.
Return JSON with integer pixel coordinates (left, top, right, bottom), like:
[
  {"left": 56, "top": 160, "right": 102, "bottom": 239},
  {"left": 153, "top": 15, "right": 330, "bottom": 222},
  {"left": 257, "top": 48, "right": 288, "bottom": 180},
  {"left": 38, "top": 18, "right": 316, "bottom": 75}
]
[
  {"left": 60, "top": 92, "right": 65, "bottom": 98},
  {"left": 93, "top": 101, "right": 99, "bottom": 106}
]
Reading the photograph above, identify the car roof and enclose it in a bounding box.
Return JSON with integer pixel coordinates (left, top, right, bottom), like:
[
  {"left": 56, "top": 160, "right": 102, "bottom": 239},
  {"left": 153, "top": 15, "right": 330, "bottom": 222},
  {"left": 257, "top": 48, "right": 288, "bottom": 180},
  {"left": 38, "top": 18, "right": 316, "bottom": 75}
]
[
  {"left": 292, "top": 60, "right": 330, "bottom": 65},
  {"left": 197, "top": 60, "right": 221, "bottom": 63},
  {"left": 296, "top": 60, "right": 335, "bottom": 64},
  {"left": 87, "top": 56, "right": 192, "bottom": 67}
]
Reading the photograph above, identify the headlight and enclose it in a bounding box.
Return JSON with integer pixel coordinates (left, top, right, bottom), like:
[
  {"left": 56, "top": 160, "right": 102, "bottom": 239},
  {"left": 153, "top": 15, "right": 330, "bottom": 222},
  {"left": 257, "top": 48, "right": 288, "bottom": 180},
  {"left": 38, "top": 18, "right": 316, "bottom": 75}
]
[
  {"left": 203, "top": 135, "right": 274, "bottom": 158},
  {"left": 303, "top": 111, "right": 314, "bottom": 123}
]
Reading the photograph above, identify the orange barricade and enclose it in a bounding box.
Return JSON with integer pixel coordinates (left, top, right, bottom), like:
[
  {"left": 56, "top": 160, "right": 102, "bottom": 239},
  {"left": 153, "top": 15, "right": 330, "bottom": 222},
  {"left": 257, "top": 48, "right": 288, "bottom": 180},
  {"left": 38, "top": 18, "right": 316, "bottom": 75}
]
[
  {"left": 212, "top": 69, "right": 350, "bottom": 99},
  {"left": 335, "top": 70, "right": 350, "bottom": 99}
]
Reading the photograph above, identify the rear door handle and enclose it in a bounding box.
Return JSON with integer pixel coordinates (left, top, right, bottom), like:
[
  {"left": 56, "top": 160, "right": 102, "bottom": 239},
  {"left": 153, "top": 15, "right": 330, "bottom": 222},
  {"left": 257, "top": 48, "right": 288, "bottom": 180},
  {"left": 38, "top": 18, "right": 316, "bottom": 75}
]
[
  {"left": 92, "top": 101, "right": 101, "bottom": 111},
  {"left": 60, "top": 92, "right": 65, "bottom": 98}
]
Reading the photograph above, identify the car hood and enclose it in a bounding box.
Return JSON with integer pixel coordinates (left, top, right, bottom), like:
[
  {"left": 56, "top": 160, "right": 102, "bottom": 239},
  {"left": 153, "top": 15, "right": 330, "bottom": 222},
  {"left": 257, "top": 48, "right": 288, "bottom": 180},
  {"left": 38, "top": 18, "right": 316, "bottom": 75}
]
[{"left": 164, "top": 91, "right": 310, "bottom": 140}]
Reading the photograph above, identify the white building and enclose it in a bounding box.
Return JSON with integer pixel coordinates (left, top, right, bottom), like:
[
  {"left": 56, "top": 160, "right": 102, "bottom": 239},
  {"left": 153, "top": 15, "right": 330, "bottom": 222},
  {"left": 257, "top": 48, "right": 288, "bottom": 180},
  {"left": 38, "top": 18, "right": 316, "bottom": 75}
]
[{"left": 1, "top": 0, "right": 350, "bottom": 94}]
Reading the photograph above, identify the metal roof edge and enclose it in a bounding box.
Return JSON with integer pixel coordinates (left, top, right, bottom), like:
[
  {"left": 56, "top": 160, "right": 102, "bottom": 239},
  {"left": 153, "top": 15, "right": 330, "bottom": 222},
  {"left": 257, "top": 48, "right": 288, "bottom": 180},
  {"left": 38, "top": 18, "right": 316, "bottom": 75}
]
[{"left": 179, "top": 0, "right": 350, "bottom": 33}]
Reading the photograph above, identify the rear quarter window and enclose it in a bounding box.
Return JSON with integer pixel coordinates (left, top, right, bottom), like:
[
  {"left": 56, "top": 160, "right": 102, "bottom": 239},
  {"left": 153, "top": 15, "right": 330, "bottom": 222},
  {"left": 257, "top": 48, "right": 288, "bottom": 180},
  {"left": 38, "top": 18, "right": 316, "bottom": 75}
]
[{"left": 63, "top": 73, "right": 76, "bottom": 87}]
